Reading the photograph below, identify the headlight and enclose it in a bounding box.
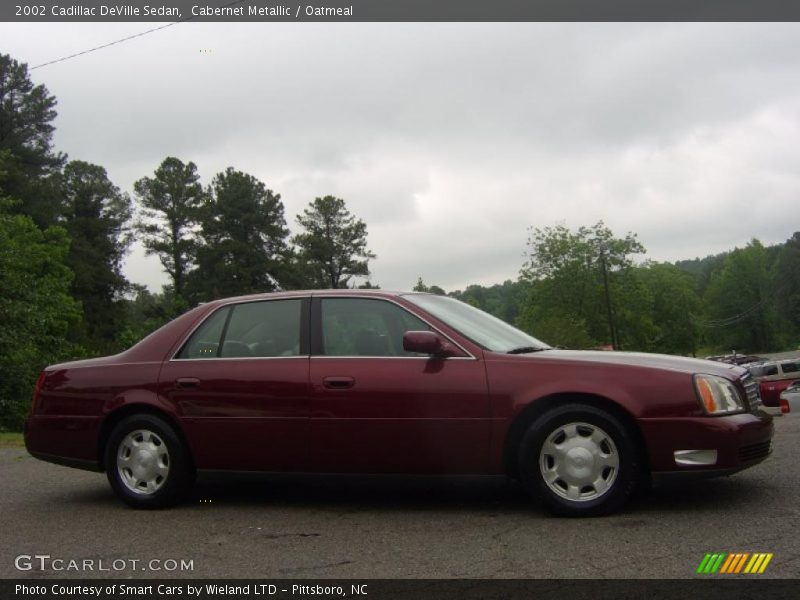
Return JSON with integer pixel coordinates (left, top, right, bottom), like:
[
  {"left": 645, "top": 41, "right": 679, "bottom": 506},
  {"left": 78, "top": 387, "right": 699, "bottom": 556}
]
[{"left": 694, "top": 374, "right": 744, "bottom": 415}]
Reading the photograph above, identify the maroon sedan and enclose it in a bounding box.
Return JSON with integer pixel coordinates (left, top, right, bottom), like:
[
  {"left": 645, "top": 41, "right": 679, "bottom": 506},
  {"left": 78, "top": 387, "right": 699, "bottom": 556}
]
[{"left": 25, "top": 290, "right": 773, "bottom": 516}]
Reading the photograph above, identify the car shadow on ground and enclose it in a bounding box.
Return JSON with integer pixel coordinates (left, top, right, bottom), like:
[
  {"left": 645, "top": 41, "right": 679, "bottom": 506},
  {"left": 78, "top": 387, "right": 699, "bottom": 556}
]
[
  {"left": 179, "top": 471, "right": 773, "bottom": 517},
  {"left": 191, "top": 474, "right": 539, "bottom": 514}
]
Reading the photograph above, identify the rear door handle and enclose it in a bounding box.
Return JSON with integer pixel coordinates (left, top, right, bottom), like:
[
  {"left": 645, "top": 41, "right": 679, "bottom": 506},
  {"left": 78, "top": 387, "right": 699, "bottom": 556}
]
[
  {"left": 176, "top": 377, "right": 200, "bottom": 389},
  {"left": 323, "top": 376, "right": 355, "bottom": 390}
]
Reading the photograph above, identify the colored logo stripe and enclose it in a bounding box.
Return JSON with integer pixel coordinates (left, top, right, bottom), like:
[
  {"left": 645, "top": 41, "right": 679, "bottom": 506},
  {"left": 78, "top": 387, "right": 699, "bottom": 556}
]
[
  {"left": 697, "top": 553, "right": 726, "bottom": 573},
  {"left": 747, "top": 553, "right": 773, "bottom": 574},
  {"left": 697, "top": 554, "right": 712, "bottom": 573},
  {"left": 698, "top": 553, "right": 773, "bottom": 574},
  {"left": 723, "top": 553, "right": 747, "bottom": 573},
  {"left": 719, "top": 554, "right": 736, "bottom": 573}
]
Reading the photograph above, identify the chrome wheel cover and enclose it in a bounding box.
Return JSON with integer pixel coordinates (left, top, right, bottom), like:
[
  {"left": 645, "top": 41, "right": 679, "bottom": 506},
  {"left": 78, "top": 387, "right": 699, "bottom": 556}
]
[
  {"left": 116, "top": 429, "right": 170, "bottom": 495},
  {"left": 539, "top": 422, "right": 619, "bottom": 502}
]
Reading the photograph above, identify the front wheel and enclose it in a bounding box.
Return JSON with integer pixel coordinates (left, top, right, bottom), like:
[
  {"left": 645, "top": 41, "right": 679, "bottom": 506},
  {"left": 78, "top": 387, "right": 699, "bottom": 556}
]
[
  {"left": 105, "top": 414, "right": 194, "bottom": 509},
  {"left": 518, "top": 404, "right": 642, "bottom": 517}
]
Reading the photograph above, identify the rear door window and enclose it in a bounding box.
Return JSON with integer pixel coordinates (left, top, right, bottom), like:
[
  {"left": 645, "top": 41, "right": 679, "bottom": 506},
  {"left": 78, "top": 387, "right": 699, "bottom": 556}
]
[{"left": 222, "top": 300, "right": 302, "bottom": 358}]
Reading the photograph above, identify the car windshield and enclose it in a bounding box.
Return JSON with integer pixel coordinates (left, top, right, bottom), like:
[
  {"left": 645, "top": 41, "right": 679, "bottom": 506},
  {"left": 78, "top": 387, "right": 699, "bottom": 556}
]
[{"left": 405, "top": 294, "right": 550, "bottom": 353}]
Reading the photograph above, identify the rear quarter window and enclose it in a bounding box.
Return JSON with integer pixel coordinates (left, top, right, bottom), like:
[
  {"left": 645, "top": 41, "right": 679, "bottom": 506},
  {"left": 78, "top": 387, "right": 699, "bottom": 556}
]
[
  {"left": 176, "top": 299, "right": 302, "bottom": 359},
  {"left": 177, "top": 307, "right": 230, "bottom": 359}
]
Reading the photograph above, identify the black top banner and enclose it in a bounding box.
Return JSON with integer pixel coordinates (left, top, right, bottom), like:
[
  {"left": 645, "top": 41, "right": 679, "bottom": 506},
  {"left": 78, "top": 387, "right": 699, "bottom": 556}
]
[{"left": 4, "top": 0, "right": 800, "bottom": 22}]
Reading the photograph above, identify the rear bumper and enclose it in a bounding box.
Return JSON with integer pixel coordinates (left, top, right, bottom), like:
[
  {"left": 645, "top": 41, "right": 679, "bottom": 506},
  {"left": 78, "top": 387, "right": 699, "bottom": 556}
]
[
  {"left": 639, "top": 412, "right": 773, "bottom": 475},
  {"left": 25, "top": 414, "right": 102, "bottom": 472}
]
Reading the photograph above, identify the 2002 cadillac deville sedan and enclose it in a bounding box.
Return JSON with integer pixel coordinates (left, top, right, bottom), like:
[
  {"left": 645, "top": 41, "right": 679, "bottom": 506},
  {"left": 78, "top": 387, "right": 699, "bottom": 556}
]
[{"left": 26, "top": 290, "right": 773, "bottom": 516}]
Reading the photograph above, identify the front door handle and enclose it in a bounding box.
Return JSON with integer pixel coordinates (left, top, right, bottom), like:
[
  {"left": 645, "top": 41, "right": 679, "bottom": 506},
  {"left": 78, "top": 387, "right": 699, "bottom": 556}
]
[
  {"left": 176, "top": 377, "right": 200, "bottom": 389},
  {"left": 323, "top": 376, "right": 355, "bottom": 390}
]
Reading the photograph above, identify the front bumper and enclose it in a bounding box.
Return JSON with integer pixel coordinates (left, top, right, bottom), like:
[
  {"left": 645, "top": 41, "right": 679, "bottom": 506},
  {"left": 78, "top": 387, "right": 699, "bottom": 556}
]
[{"left": 639, "top": 412, "right": 773, "bottom": 477}]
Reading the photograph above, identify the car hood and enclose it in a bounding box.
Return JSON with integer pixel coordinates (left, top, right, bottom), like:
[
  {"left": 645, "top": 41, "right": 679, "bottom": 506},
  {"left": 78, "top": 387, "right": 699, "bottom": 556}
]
[{"left": 520, "top": 349, "right": 745, "bottom": 378}]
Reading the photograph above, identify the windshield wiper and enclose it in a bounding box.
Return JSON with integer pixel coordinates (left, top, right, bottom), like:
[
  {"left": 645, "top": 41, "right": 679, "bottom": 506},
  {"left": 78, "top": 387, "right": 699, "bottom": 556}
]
[{"left": 506, "top": 346, "right": 549, "bottom": 354}]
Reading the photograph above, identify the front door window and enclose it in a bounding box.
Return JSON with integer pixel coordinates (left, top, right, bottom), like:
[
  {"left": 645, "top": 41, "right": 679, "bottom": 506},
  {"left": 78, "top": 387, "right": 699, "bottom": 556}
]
[{"left": 320, "top": 297, "right": 430, "bottom": 357}]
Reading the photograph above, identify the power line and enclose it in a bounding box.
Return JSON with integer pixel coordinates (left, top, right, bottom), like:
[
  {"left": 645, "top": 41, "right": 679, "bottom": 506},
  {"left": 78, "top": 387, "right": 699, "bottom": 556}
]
[
  {"left": 31, "top": 22, "right": 180, "bottom": 70},
  {"left": 29, "top": 1, "right": 247, "bottom": 71},
  {"left": 689, "top": 279, "right": 796, "bottom": 329},
  {"left": 690, "top": 301, "right": 766, "bottom": 328}
]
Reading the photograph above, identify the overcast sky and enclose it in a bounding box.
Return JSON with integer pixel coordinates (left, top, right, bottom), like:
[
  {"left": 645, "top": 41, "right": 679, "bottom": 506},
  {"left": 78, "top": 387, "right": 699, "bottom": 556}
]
[{"left": 2, "top": 22, "right": 800, "bottom": 292}]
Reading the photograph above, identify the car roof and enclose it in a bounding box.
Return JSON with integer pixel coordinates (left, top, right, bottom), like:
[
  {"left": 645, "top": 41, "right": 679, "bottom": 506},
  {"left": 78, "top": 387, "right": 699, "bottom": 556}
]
[{"left": 203, "top": 289, "right": 423, "bottom": 306}]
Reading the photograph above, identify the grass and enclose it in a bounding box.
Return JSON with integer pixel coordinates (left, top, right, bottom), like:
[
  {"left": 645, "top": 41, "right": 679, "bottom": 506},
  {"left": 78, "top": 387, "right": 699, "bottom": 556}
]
[{"left": 0, "top": 432, "right": 24, "bottom": 448}]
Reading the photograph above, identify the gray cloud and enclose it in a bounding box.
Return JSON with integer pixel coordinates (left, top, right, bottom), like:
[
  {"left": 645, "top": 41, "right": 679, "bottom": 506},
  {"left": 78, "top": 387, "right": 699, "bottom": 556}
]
[{"left": 2, "top": 22, "right": 800, "bottom": 292}]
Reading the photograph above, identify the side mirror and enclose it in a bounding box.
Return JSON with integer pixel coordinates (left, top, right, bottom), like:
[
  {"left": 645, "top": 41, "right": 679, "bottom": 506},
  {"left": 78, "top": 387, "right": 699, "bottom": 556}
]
[{"left": 403, "top": 331, "right": 457, "bottom": 357}]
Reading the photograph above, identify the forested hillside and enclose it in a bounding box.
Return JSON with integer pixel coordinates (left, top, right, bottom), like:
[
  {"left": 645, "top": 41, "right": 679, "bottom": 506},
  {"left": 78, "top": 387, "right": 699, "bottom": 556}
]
[{"left": 440, "top": 230, "right": 800, "bottom": 358}]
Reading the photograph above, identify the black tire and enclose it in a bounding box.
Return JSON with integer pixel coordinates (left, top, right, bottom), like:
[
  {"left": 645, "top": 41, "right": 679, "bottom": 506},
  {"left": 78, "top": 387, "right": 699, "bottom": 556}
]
[
  {"left": 105, "top": 414, "right": 194, "bottom": 509},
  {"left": 518, "top": 403, "right": 642, "bottom": 517}
]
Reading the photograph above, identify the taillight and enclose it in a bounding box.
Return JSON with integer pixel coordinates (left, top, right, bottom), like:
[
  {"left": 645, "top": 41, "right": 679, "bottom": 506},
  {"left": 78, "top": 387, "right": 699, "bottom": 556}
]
[
  {"left": 31, "top": 371, "right": 46, "bottom": 414},
  {"left": 780, "top": 398, "right": 790, "bottom": 415}
]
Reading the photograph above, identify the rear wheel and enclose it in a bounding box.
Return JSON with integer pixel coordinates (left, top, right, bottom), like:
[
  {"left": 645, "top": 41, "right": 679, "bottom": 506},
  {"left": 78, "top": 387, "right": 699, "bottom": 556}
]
[
  {"left": 105, "top": 414, "right": 193, "bottom": 509},
  {"left": 518, "top": 403, "right": 641, "bottom": 517}
]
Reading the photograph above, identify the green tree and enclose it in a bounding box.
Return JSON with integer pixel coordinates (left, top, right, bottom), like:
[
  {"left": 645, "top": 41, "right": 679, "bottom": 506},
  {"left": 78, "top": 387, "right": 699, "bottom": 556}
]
[
  {"left": 612, "top": 269, "right": 657, "bottom": 351},
  {"left": 412, "top": 277, "right": 446, "bottom": 295},
  {"left": 524, "top": 311, "right": 595, "bottom": 349},
  {"left": 134, "top": 157, "right": 205, "bottom": 301},
  {"left": 412, "top": 277, "right": 429, "bottom": 292},
  {"left": 773, "top": 232, "right": 800, "bottom": 344},
  {"left": 635, "top": 263, "right": 701, "bottom": 355},
  {"left": 518, "top": 222, "right": 645, "bottom": 349},
  {"left": 0, "top": 54, "right": 66, "bottom": 227},
  {"left": 272, "top": 247, "right": 321, "bottom": 291},
  {"left": 116, "top": 284, "right": 175, "bottom": 349},
  {"left": 450, "top": 280, "right": 526, "bottom": 322},
  {"left": 516, "top": 279, "right": 597, "bottom": 348},
  {"left": 190, "top": 168, "right": 289, "bottom": 300},
  {"left": 452, "top": 284, "right": 487, "bottom": 308},
  {"left": 0, "top": 205, "right": 81, "bottom": 429},
  {"left": 675, "top": 251, "right": 729, "bottom": 297},
  {"left": 293, "top": 195, "right": 375, "bottom": 289},
  {"left": 60, "top": 160, "right": 132, "bottom": 351},
  {"left": 357, "top": 280, "right": 381, "bottom": 289},
  {"left": 701, "top": 240, "right": 776, "bottom": 353}
]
